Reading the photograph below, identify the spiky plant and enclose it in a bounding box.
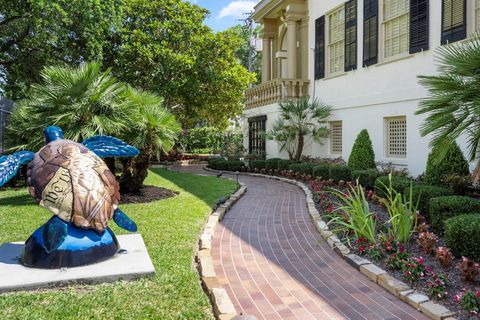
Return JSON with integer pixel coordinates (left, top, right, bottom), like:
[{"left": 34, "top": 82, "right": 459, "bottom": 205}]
[{"left": 266, "top": 97, "right": 332, "bottom": 161}]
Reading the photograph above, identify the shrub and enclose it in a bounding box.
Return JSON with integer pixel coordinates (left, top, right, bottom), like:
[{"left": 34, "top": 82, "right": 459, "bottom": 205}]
[
  {"left": 417, "top": 231, "right": 438, "bottom": 254},
  {"left": 300, "top": 163, "right": 317, "bottom": 175},
  {"left": 458, "top": 256, "right": 480, "bottom": 282},
  {"left": 211, "top": 159, "right": 227, "bottom": 170},
  {"left": 429, "top": 196, "right": 480, "bottom": 233},
  {"left": 374, "top": 175, "right": 412, "bottom": 199},
  {"left": 411, "top": 185, "right": 454, "bottom": 215},
  {"left": 250, "top": 160, "right": 266, "bottom": 170},
  {"left": 352, "top": 169, "right": 380, "bottom": 187},
  {"left": 445, "top": 214, "right": 480, "bottom": 261},
  {"left": 313, "top": 164, "right": 331, "bottom": 180},
  {"left": 329, "top": 165, "right": 351, "bottom": 182},
  {"left": 424, "top": 143, "right": 470, "bottom": 186},
  {"left": 278, "top": 159, "right": 293, "bottom": 171},
  {"left": 348, "top": 129, "right": 376, "bottom": 170},
  {"left": 436, "top": 247, "right": 454, "bottom": 268},
  {"left": 226, "top": 160, "right": 245, "bottom": 172},
  {"left": 289, "top": 163, "right": 302, "bottom": 172},
  {"left": 265, "top": 158, "right": 281, "bottom": 170}
]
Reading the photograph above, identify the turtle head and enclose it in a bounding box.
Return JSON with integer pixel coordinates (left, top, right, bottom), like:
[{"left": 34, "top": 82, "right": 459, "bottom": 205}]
[{"left": 43, "top": 126, "right": 64, "bottom": 144}]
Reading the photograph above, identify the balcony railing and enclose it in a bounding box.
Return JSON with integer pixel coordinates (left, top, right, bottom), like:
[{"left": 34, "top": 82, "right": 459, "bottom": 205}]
[{"left": 245, "top": 78, "right": 310, "bottom": 110}]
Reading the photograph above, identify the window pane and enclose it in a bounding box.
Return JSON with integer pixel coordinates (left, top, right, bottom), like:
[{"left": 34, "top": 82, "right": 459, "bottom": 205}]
[
  {"left": 383, "top": 0, "right": 409, "bottom": 58},
  {"left": 328, "top": 6, "right": 345, "bottom": 73}
]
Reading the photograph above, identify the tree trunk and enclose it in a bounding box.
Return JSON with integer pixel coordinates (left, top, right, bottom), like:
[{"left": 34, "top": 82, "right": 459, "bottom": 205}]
[
  {"left": 119, "top": 147, "right": 153, "bottom": 193},
  {"left": 294, "top": 132, "right": 304, "bottom": 162},
  {"left": 473, "top": 160, "right": 480, "bottom": 185}
]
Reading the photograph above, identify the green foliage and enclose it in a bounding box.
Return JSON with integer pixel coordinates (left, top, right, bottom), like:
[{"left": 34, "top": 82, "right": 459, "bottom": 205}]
[
  {"left": 179, "top": 127, "right": 224, "bottom": 153},
  {"left": 221, "top": 130, "right": 244, "bottom": 161},
  {"left": 352, "top": 169, "right": 380, "bottom": 187},
  {"left": 209, "top": 159, "right": 227, "bottom": 170},
  {"left": 348, "top": 129, "right": 376, "bottom": 170},
  {"left": 424, "top": 143, "right": 470, "bottom": 186},
  {"left": 250, "top": 160, "right": 265, "bottom": 170},
  {"left": 266, "top": 98, "right": 332, "bottom": 161},
  {"left": 375, "top": 175, "right": 412, "bottom": 199},
  {"left": 429, "top": 196, "right": 480, "bottom": 233},
  {"left": 411, "top": 185, "right": 454, "bottom": 215},
  {"left": 226, "top": 160, "right": 245, "bottom": 172},
  {"left": 265, "top": 158, "right": 282, "bottom": 170},
  {"left": 329, "top": 165, "right": 352, "bottom": 182},
  {"left": 300, "top": 163, "right": 317, "bottom": 175},
  {"left": 445, "top": 214, "right": 480, "bottom": 260},
  {"left": 278, "top": 159, "right": 293, "bottom": 171},
  {"left": 313, "top": 164, "right": 331, "bottom": 179},
  {"left": 289, "top": 164, "right": 303, "bottom": 173}
]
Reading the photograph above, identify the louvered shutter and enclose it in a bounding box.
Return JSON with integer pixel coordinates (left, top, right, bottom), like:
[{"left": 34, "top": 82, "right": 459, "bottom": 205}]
[
  {"left": 441, "top": 0, "right": 466, "bottom": 44},
  {"left": 363, "top": 0, "right": 378, "bottom": 66},
  {"left": 315, "top": 16, "right": 325, "bottom": 80},
  {"left": 410, "top": 0, "right": 429, "bottom": 53},
  {"left": 345, "top": 0, "right": 357, "bottom": 71}
]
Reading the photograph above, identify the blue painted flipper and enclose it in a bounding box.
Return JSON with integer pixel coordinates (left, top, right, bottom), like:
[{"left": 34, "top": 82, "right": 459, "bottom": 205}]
[
  {"left": 113, "top": 208, "right": 138, "bottom": 232},
  {"left": 82, "top": 136, "right": 139, "bottom": 158},
  {"left": 42, "top": 217, "right": 68, "bottom": 253},
  {"left": 0, "top": 151, "right": 35, "bottom": 187}
]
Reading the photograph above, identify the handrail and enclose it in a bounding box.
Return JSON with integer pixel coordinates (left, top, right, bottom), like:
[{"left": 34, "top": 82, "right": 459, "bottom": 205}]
[{"left": 244, "top": 78, "right": 310, "bottom": 110}]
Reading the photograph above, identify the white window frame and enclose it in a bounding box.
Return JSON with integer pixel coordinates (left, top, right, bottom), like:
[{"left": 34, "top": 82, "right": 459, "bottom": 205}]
[
  {"left": 379, "top": 0, "right": 410, "bottom": 62},
  {"left": 467, "top": 0, "right": 480, "bottom": 34},
  {"left": 329, "top": 121, "right": 343, "bottom": 155},
  {"left": 384, "top": 116, "right": 407, "bottom": 159},
  {"left": 326, "top": 5, "right": 346, "bottom": 77}
]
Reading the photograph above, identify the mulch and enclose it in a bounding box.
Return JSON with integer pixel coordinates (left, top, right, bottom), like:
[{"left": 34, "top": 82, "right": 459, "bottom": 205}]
[{"left": 120, "top": 185, "right": 178, "bottom": 204}]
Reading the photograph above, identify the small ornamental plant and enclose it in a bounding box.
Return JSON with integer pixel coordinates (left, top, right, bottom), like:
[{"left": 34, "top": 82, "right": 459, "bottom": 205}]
[
  {"left": 417, "top": 222, "right": 430, "bottom": 233},
  {"left": 385, "top": 252, "right": 410, "bottom": 271},
  {"left": 403, "top": 257, "right": 426, "bottom": 284},
  {"left": 454, "top": 289, "right": 480, "bottom": 315},
  {"left": 417, "top": 231, "right": 438, "bottom": 255},
  {"left": 436, "top": 247, "right": 454, "bottom": 268},
  {"left": 427, "top": 272, "right": 448, "bottom": 300},
  {"left": 458, "top": 257, "right": 480, "bottom": 282}
]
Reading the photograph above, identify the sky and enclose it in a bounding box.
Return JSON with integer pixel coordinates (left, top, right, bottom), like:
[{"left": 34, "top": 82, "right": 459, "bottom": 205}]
[{"left": 185, "top": 0, "right": 259, "bottom": 32}]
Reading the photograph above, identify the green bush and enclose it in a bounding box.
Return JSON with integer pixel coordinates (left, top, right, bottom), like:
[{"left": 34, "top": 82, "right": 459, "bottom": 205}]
[
  {"left": 179, "top": 127, "right": 223, "bottom": 153},
  {"left": 289, "top": 164, "right": 302, "bottom": 172},
  {"left": 429, "top": 196, "right": 480, "bottom": 233},
  {"left": 329, "top": 165, "right": 351, "bottom": 181},
  {"left": 250, "top": 160, "right": 266, "bottom": 170},
  {"left": 351, "top": 169, "right": 380, "bottom": 187},
  {"left": 278, "top": 159, "right": 293, "bottom": 171},
  {"left": 425, "top": 143, "right": 470, "bottom": 186},
  {"left": 211, "top": 159, "right": 227, "bottom": 170},
  {"left": 265, "top": 158, "right": 281, "bottom": 170},
  {"left": 300, "top": 163, "right": 317, "bottom": 175},
  {"left": 313, "top": 164, "right": 331, "bottom": 179},
  {"left": 411, "top": 185, "right": 454, "bottom": 215},
  {"left": 374, "top": 175, "right": 412, "bottom": 199},
  {"left": 348, "top": 129, "right": 376, "bottom": 170},
  {"left": 445, "top": 214, "right": 480, "bottom": 260},
  {"left": 226, "top": 160, "right": 245, "bottom": 172}
]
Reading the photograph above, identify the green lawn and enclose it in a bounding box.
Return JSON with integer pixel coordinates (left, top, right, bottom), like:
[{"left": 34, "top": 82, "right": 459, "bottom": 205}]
[{"left": 0, "top": 168, "right": 236, "bottom": 320}]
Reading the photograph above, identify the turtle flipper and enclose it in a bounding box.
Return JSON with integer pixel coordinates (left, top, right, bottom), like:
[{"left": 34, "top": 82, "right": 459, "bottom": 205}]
[
  {"left": 113, "top": 208, "right": 137, "bottom": 232},
  {"left": 0, "top": 151, "right": 35, "bottom": 187},
  {"left": 42, "top": 217, "right": 68, "bottom": 254},
  {"left": 81, "top": 136, "right": 139, "bottom": 158}
]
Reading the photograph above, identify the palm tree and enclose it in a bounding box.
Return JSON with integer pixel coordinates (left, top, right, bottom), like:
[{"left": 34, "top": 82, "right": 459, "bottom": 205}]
[
  {"left": 416, "top": 33, "right": 480, "bottom": 181},
  {"left": 266, "top": 97, "right": 332, "bottom": 162},
  {"left": 6, "top": 62, "right": 130, "bottom": 151},
  {"left": 120, "top": 88, "right": 181, "bottom": 192}
]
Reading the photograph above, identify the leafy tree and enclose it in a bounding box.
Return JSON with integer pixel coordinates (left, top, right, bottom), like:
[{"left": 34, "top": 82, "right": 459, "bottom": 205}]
[
  {"left": 416, "top": 34, "right": 480, "bottom": 180},
  {"left": 348, "top": 129, "right": 376, "bottom": 170},
  {"left": 266, "top": 98, "right": 332, "bottom": 162},
  {"left": 425, "top": 143, "right": 470, "bottom": 186},
  {"left": 0, "top": 0, "right": 122, "bottom": 99}
]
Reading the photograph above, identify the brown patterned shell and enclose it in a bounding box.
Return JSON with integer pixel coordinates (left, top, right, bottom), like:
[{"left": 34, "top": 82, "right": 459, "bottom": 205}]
[{"left": 27, "top": 139, "right": 120, "bottom": 232}]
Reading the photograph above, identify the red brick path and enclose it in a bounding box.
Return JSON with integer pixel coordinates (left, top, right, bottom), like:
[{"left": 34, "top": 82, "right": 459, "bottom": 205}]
[{"left": 173, "top": 166, "right": 428, "bottom": 320}]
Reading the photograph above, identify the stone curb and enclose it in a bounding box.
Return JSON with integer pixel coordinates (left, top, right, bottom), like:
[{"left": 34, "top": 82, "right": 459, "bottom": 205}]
[
  {"left": 194, "top": 170, "right": 247, "bottom": 320},
  {"left": 203, "top": 167, "right": 456, "bottom": 320}
]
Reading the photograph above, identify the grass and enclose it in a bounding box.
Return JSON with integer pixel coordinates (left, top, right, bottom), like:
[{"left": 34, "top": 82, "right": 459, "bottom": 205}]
[{"left": 0, "top": 168, "right": 236, "bottom": 320}]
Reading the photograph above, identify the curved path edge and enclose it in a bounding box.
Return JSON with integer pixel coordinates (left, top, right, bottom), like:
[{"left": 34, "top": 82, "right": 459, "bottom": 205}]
[{"left": 202, "top": 167, "right": 456, "bottom": 320}]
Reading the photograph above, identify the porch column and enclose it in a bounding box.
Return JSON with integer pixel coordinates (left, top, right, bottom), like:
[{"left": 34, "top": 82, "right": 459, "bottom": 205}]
[
  {"left": 286, "top": 18, "right": 298, "bottom": 79},
  {"left": 262, "top": 37, "right": 271, "bottom": 83}
]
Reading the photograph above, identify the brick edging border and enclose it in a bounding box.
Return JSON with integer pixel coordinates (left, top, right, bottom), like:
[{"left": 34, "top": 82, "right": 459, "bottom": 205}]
[
  {"left": 203, "top": 167, "right": 457, "bottom": 320},
  {"left": 195, "top": 172, "right": 247, "bottom": 320}
]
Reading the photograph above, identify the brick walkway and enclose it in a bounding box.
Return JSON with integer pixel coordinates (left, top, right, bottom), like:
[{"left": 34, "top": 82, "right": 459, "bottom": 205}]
[{"left": 173, "top": 165, "right": 428, "bottom": 320}]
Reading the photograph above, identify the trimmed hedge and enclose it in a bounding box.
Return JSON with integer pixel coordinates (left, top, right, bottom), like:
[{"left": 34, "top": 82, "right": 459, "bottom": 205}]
[
  {"left": 445, "top": 214, "right": 480, "bottom": 260},
  {"left": 265, "top": 158, "right": 281, "bottom": 170},
  {"left": 313, "top": 164, "right": 331, "bottom": 180},
  {"left": 300, "top": 163, "right": 317, "bottom": 175},
  {"left": 278, "top": 159, "right": 293, "bottom": 171},
  {"left": 210, "top": 159, "right": 227, "bottom": 170},
  {"left": 348, "top": 129, "right": 376, "bottom": 170},
  {"left": 250, "top": 160, "right": 266, "bottom": 170},
  {"left": 429, "top": 196, "right": 480, "bottom": 233},
  {"left": 330, "top": 165, "right": 351, "bottom": 181},
  {"left": 411, "top": 185, "right": 454, "bottom": 216},
  {"left": 425, "top": 143, "right": 470, "bottom": 186},
  {"left": 289, "top": 164, "right": 303, "bottom": 172},
  {"left": 226, "top": 160, "right": 245, "bottom": 172},
  {"left": 352, "top": 169, "right": 380, "bottom": 187},
  {"left": 374, "top": 175, "right": 412, "bottom": 199}
]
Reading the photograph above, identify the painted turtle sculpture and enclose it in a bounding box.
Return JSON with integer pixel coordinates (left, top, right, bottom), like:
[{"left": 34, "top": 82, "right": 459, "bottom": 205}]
[{"left": 0, "top": 126, "right": 140, "bottom": 269}]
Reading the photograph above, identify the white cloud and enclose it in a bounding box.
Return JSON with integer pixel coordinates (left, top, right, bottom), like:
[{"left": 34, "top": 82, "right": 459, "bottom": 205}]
[{"left": 218, "top": 1, "right": 257, "bottom": 19}]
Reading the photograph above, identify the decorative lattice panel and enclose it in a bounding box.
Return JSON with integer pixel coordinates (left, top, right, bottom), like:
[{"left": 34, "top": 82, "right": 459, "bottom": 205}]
[
  {"left": 383, "top": 0, "right": 409, "bottom": 58},
  {"left": 386, "top": 117, "right": 407, "bottom": 158},
  {"left": 330, "top": 121, "right": 343, "bottom": 154},
  {"left": 328, "top": 6, "right": 345, "bottom": 73}
]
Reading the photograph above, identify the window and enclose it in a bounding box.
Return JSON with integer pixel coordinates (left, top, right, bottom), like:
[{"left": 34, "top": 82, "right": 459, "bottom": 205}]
[
  {"left": 248, "top": 116, "right": 266, "bottom": 157},
  {"left": 363, "top": 0, "right": 379, "bottom": 66},
  {"left": 328, "top": 6, "right": 345, "bottom": 74},
  {"left": 315, "top": 16, "right": 326, "bottom": 80},
  {"left": 344, "top": 0, "right": 357, "bottom": 71},
  {"left": 441, "top": 0, "right": 466, "bottom": 44},
  {"left": 385, "top": 116, "right": 407, "bottom": 158},
  {"left": 330, "top": 121, "right": 343, "bottom": 154},
  {"left": 383, "top": 0, "right": 410, "bottom": 59}
]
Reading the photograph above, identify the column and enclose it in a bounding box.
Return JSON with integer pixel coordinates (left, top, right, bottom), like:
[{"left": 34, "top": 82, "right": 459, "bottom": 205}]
[
  {"left": 286, "top": 18, "right": 298, "bottom": 79},
  {"left": 262, "top": 37, "right": 271, "bottom": 83}
]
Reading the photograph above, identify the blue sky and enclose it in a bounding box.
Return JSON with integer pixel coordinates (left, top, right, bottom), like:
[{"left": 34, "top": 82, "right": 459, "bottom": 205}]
[{"left": 186, "top": 0, "right": 259, "bottom": 32}]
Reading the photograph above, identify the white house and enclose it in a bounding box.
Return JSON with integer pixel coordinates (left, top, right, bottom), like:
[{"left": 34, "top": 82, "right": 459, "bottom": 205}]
[{"left": 243, "top": 0, "right": 477, "bottom": 176}]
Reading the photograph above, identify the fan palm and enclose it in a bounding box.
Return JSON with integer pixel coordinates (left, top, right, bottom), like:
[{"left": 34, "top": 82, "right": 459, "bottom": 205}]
[
  {"left": 6, "top": 62, "right": 130, "bottom": 151},
  {"left": 266, "top": 97, "right": 332, "bottom": 161},
  {"left": 416, "top": 34, "right": 480, "bottom": 181}
]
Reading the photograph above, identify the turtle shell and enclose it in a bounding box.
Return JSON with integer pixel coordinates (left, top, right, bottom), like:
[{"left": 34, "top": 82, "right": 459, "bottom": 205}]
[{"left": 27, "top": 139, "right": 120, "bottom": 232}]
